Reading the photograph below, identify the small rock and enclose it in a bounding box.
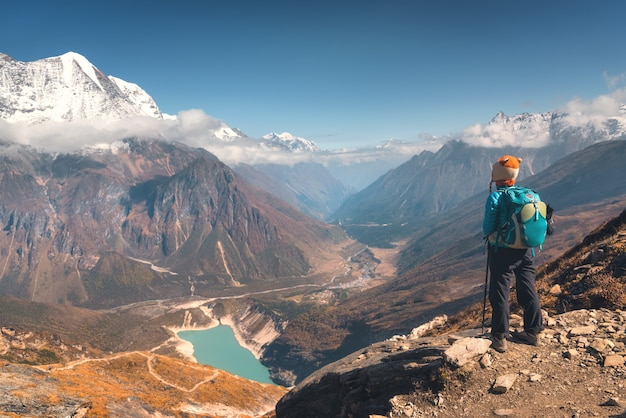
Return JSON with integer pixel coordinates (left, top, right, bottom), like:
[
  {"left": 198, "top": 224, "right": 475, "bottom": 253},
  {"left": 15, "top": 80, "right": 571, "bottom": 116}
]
[
  {"left": 601, "top": 323, "right": 616, "bottom": 333},
  {"left": 569, "top": 325, "right": 598, "bottom": 336},
  {"left": 494, "top": 408, "right": 514, "bottom": 416},
  {"left": 1, "top": 328, "right": 16, "bottom": 337},
  {"left": 479, "top": 352, "right": 492, "bottom": 369},
  {"left": 590, "top": 338, "right": 610, "bottom": 353},
  {"left": 443, "top": 337, "right": 491, "bottom": 367},
  {"left": 510, "top": 314, "right": 523, "bottom": 328},
  {"left": 603, "top": 355, "right": 625, "bottom": 367},
  {"left": 409, "top": 315, "right": 448, "bottom": 340},
  {"left": 492, "top": 373, "right": 517, "bottom": 394},
  {"left": 549, "top": 284, "right": 562, "bottom": 295}
]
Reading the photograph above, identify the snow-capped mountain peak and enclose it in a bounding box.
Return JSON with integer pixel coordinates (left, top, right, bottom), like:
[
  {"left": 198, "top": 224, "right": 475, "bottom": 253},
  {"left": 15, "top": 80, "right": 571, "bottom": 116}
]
[
  {"left": 108, "top": 75, "right": 162, "bottom": 119},
  {"left": 60, "top": 51, "right": 105, "bottom": 90},
  {"left": 376, "top": 138, "right": 408, "bottom": 149},
  {"left": 261, "top": 132, "right": 321, "bottom": 152},
  {"left": 213, "top": 124, "right": 244, "bottom": 141},
  {"left": 0, "top": 51, "right": 163, "bottom": 123}
]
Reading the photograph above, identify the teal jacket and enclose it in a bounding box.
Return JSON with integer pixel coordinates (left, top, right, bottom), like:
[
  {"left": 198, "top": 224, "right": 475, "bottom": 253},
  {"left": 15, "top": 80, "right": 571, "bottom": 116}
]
[{"left": 482, "top": 186, "right": 509, "bottom": 246}]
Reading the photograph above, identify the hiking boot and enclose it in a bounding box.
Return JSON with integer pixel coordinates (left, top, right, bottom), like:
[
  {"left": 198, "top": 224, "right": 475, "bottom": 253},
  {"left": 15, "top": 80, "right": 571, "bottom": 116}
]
[
  {"left": 491, "top": 337, "right": 507, "bottom": 353},
  {"left": 512, "top": 330, "right": 539, "bottom": 346}
]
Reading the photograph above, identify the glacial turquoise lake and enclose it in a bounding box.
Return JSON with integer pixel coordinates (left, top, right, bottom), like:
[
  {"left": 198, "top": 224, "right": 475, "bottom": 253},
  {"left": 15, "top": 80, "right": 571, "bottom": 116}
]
[{"left": 178, "top": 324, "right": 274, "bottom": 385}]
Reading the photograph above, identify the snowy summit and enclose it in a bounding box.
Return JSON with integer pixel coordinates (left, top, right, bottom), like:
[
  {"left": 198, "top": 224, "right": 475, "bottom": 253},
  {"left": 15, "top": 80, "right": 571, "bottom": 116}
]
[
  {"left": 261, "top": 132, "right": 321, "bottom": 152},
  {"left": 0, "top": 51, "right": 163, "bottom": 123}
]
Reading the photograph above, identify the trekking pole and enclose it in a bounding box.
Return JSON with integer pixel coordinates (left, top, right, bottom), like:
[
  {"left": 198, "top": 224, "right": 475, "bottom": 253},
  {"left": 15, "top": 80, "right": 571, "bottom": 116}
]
[{"left": 482, "top": 240, "right": 490, "bottom": 335}]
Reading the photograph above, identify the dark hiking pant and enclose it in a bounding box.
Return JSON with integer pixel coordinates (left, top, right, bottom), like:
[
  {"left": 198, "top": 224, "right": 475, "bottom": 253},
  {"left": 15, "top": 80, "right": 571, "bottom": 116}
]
[{"left": 488, "top": 245, "right": 543, "bottom": 340}]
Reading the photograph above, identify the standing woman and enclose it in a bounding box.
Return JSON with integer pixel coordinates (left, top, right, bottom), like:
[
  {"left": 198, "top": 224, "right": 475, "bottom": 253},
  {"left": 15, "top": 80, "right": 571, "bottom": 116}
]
[{"left": 482, "top": 155, "right": 544, "bottom": 353}]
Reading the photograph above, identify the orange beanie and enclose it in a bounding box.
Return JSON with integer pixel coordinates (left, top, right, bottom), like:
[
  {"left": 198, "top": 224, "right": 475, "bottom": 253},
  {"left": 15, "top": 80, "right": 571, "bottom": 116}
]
[{"left": 491, "top": 155, "right": 522, "bottom": 186}]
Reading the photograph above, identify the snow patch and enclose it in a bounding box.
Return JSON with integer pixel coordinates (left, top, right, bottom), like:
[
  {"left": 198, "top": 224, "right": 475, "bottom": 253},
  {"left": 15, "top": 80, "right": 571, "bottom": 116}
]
[{"left": 60, "top": 51, "right": 104, "bottom": 90}]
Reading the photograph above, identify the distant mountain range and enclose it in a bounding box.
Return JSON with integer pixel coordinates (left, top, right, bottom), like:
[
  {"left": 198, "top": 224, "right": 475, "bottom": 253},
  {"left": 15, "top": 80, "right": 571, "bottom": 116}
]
[
  {"left": 235, "top": 162, "right": 352, "bottom": 219},
  {"left": 331, "top": 108, "right": 626, "bottom": 245}
]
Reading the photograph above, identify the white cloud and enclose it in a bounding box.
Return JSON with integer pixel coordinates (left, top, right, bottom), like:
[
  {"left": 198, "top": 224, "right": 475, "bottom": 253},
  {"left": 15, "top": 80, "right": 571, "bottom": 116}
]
[
  {"left": 603, "top": 71, "right": 626, "bottom": 90},
  {"left": 461, "top": 117, "right": 551, "bottom": 149},
  {"left": 0, "top": 108, "right": 435, "bottom": 170},
  {"left": 3, "top": 88, "right": 624, "bottom": 170},
  {"left": 460, "top": 89, "right": 626, "bottom": 148},
  {"left": 559, "top": 89, "right": 626, "bottom": 127},
  {"left": 0, "top": 116, "right": 166, "bottom": 153}
]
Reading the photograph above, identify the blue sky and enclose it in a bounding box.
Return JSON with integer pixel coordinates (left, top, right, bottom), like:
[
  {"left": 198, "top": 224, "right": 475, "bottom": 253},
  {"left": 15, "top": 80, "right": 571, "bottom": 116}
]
[{"left": 3, "top": 0, "right": 626, "bottom": 150}]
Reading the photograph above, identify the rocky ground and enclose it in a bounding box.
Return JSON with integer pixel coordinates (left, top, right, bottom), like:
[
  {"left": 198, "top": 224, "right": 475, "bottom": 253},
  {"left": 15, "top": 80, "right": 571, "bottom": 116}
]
[
  {"left": 391, "top": 309, "right": 625, "bottom": 418},
  {"left": 275, "top": 308, "right": 626, "bottom": 418}
]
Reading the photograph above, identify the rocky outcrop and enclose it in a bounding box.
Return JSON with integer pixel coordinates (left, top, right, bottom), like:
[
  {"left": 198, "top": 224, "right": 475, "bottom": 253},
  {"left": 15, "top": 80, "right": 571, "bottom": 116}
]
[
  {"left": 276, "top": 308, "right": 626, "bottom": 417},
  {"left": 0, "top": 326, "right": 95, "bottom": 365},
  {"left": 228, "top": 304, "right": 285, "bottom": 359}
]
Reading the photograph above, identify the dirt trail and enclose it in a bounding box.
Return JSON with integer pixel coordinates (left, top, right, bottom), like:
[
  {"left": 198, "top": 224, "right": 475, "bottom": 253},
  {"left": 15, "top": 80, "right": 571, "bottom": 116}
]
[{"left": 41, "top": 350, "right": 221, "bottom": 393}]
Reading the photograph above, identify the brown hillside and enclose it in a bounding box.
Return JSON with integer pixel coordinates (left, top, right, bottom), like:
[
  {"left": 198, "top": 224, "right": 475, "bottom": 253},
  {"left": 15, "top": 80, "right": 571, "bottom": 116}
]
[{"left": 0, "top": 331, "right": 287, "bottom": 418}]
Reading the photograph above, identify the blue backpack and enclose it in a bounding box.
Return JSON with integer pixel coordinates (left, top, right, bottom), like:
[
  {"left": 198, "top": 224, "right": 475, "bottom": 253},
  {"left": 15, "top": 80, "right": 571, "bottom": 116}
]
[{"left": 496, "top": 186, "right": 548, "bottom": 252}]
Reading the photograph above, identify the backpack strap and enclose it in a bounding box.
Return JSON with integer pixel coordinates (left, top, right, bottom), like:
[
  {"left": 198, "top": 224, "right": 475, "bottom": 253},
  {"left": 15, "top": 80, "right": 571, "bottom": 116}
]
[{"left": 493, "top": 187, "right": 511, "bottom": 248}]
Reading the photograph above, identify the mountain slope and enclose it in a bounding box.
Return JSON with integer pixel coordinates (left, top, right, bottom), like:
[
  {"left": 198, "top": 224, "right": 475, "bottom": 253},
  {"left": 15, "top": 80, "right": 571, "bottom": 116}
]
[
  {"left": 0, "top": 138, "right": 349, "bottom": 308},
  {"left": 0, "top": 327, "right": 287, "bottom": 417},
  {"left": 329, "top": 141, "right": 551, "bottom": 246},
  {"left": 235, "top": 162, "right": 353, "bottom": 220}
]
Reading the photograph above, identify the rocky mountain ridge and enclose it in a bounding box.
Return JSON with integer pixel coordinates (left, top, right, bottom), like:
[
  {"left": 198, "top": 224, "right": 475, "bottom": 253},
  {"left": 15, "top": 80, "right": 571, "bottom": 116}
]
[
  {"left": 276, "top": 307, "right": 626, "bottom": 418},
  {"left": 261, "top": 132, "right": 321, "bottom": 152},
  {"left": 0, "top": 137, "right": 350, "bottom": 308}
]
